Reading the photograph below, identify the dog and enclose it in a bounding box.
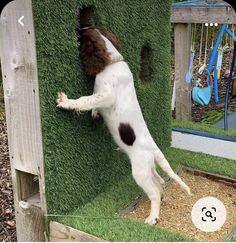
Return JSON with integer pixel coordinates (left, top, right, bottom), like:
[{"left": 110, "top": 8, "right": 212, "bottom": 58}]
[{"left": 56, "top": 27, "right": 191, "bottom": 225}]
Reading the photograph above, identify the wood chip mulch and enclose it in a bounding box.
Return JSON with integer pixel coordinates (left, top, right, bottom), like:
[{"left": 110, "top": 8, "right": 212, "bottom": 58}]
[
  {"left": 0, "top": 111, "right": 16, "bottom": 242},
  {"left": 126, "top": 171, "right": 236, "bottom": 242}
]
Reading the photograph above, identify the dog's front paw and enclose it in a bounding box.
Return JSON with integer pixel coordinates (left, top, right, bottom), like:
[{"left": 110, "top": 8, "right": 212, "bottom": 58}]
[
  {"left": 56, "top": 92, "right": 68, "bottom": 105},
  {"left": 145, "top": 215, "right": 159, "bottom": 225},
  {"left": 56, "top": 92, "right": 72, "bottom": 110}
]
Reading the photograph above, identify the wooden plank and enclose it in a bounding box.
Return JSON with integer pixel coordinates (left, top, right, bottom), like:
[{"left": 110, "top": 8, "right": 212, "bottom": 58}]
[
  {"left": 207, "top": 0, "right": 225, "bottom": 3},
  {"left": 174, "top": 23, "right": 192, "bottom": 120},
  {"left": 17, "top": 193, "right": 45, "bottom": 241},
  {"left": 50, "top": 222, "right": 106, "bottom": 242},
  {"left": 0, "top": 0, "right": 47, "bottom": 241},
  {"left": 0, "top": 0, "right": 43, "bottom": 175},
  {"left": 171, "top": 6, "right": 236, "bottom": 24}
]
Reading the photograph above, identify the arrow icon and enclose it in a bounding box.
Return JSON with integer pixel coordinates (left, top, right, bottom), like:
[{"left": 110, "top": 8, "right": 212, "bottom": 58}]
[{"left": 18, "top": 16, "right": 24, "bottom": 26}]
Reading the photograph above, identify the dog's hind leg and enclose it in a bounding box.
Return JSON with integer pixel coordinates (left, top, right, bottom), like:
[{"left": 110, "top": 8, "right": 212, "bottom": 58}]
[
  {"left": 152, "top": 168, "right": 165, "bottom": 186},
  {"left": 130, "top": 152, "right": 161, "bottom": 225},
  {"left": 153, "top": 147, "right": 191, "bottom": 195},
  {"left": 152, "top": 169, "right": 165, "bottom": 201}
]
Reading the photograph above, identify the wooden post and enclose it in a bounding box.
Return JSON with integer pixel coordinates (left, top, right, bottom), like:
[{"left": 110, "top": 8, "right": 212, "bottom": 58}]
[
  {"left": 0, "top": 0, "right": 47, "bottom": 241},
  {"left": 174, "top": 23, "right": 192, "bottom": 120}
]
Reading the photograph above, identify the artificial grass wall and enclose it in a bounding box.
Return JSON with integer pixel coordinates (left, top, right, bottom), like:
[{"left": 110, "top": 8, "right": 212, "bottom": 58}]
[{"left": 32, "top": 0, "right": 172, "bottom": 214}]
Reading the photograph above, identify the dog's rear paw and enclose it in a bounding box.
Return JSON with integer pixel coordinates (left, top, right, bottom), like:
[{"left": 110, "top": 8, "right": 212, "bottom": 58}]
[
  {"left": 161, "top": 193, "right": 166, "bottom": 202},
  {"left": 91, "top": 109, "right": 100, "bottom": 119},
  {"left": 145, "top": 215, "right": 159, "bottom": 225}
]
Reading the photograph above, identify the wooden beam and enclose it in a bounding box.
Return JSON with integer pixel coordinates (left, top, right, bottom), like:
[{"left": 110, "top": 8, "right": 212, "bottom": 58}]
[
  {"left": 17, "top": 193, "right": 45, "bottom": 241},
  {"left": 0, "top": 0, "right": 44, "bottom": 175},
  {"left": 0, "top": 0, "right": 47, "bottom": 241},
  {"left": 174, "top": 23, "right": 192, "bottom": 121},
  {"left": 206, "top": 0, "right": 225, "bottom": 3},
  {"left": 50, "top": 222, "right": 107, "bottom": 242},
  {"left": 171, "top": 6, "right": 236, "bottom": 24}
]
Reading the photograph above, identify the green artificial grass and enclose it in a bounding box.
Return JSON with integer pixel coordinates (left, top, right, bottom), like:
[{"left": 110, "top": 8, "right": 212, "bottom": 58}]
[
  {"left": 47, "top": 147, "right": 236, "bottom": 242},
  {"left": 200, "top": 110, "right": 226, "bottom": 125},
  {"left": 172, "top": 119, "right": 236, "bottom": 138},
  {"left": 230, "top": 236, "right": 236, "bottom": 242},
  {"left": 54, "top": 175, "right": 193, "bottom": 242},
  {"left": 32, "top": 0, "right": 172, "bottom": 214}
]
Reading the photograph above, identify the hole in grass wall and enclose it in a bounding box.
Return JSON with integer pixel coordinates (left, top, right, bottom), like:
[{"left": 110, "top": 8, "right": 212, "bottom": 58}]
[
  {"left": 140, "top": 44, "right": 152, "bottom": 82},
  {"left": 78, "top": 5, "right": 97, "bottom": 29},
  {"left": 16, "top": 170, "right": 39, "bottom": 200}
]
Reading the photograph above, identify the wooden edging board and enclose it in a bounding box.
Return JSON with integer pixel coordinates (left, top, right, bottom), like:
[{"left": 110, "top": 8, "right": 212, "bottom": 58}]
[{"left": 50, "top": 221, "right": 106, "bottom": 242}]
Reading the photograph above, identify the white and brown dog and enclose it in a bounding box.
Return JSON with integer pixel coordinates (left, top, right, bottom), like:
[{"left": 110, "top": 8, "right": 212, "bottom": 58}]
[{"left": 56, "top": 27, "right": 191, "bottom": 225}]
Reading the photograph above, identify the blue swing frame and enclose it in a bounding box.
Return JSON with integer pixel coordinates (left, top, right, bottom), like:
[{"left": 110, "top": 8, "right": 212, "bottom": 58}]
[
  {"left": 206, "top": 24, "right": 234, "bottom": 103},
  {"left": 206, "top": 24, "right": 236, "bottom": 130}
]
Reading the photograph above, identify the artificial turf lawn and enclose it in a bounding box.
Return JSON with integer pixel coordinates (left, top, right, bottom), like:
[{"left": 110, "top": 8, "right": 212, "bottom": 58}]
[
  {"left": 172, "top": 119, "right": 236, "bottom": 138},
  {"left": 231, "top": 236, "right": 236, "bottom": 242},
  {"left": 48, "top": 147, "right": 236, "bottom": 242},
  {"left": 32, "top": 0, "right": 172, "bottom": 214}
]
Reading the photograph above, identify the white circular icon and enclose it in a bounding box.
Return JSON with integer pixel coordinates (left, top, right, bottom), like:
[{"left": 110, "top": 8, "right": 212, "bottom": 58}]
[{"left": 191, "top": 196, "right": 227, "bottom": 232}]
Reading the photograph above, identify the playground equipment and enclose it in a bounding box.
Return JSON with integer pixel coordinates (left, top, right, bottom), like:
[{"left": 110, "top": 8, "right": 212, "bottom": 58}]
[
  {"left": 191, "top": 23, "right": 213, "bottom": 106},
  {"left": 185, "top": 24, "right": 196, "bottom": 83},
  {"left": 171, "top": 0, "right": 236, "bottom": 121},
  {"left": 191, "top": 24, "right": 235, "bottom": 106},
  {"left": 224, "top": 39, "right": 236, "bottom": 130}
]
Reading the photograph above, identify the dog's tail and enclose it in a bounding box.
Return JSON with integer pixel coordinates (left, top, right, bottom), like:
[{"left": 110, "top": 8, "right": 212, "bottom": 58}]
[{"left": 153, "top": 146, "right": 192, "bottom": 195}]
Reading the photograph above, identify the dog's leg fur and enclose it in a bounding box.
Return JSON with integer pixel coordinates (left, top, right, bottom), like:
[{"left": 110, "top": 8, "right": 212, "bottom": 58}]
[
  {"left": 56, "top": 91, "right": 115, "bottom": 112},
  {"left": 153, "top": 147, "right": 191, "bottom": 195},
  {"left": 152, "top": 169, "right": 166, "bottom": 202},
  {"left": 152, "top": 169, "right": 164, "bottom": 193},
  {"left": 130, "top": 151, "right": 162, "bottom": 225},
  {"left": 91, "top": 109, "right": 100, "bottom": 119},
  {"left": 152, "top": 169, "right": 165, "bottom": 185}
]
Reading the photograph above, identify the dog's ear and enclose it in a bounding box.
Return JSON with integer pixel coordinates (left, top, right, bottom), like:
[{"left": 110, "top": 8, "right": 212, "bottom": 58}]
[
  {"left": 79, "top": 29, "right": 111, "bottom": 76},
  {"left": 98, "top": 29, "right": 122, "bottom": 50}
]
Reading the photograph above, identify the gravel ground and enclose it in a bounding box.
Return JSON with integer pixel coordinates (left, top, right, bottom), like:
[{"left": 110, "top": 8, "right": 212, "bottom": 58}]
[{"left": 126, "top": 171, "right": 236, "bottom": 242}]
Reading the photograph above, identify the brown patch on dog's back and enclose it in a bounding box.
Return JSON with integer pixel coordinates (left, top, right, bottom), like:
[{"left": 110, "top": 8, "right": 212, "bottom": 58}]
[{"left": 118, "top": 123, "right": 136, "bottom": 146}]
